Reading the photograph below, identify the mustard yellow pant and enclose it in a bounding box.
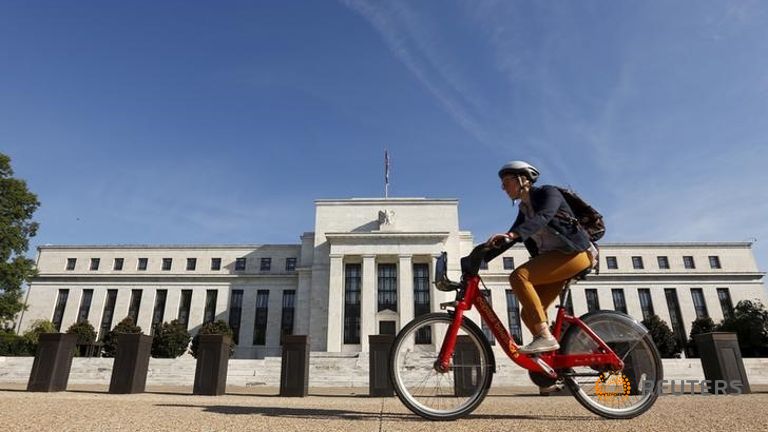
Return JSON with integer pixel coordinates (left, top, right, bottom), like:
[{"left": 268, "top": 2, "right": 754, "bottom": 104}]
[{"left": 509, "top": 250, "right": 591, "bottom": 332}]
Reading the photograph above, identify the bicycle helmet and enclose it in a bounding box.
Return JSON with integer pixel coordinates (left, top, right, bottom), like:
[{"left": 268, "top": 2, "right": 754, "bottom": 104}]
[{"left": 498, "top": 160, "right": 540, "bottom": 183}]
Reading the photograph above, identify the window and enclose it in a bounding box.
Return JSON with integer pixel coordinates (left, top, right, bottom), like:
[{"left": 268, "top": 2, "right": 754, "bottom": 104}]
[
  {"left": 632, "top": 256, "right": 644, "bottom": 270},
  {"left": 665, "top": 288, "right": 687, "bottom": 349},
  {"left": 503, "top": 257, "right": 515, "bottom": 270},
  {"left": 379, "top": 321, "right": 396, "bottom": 336},
  {"left": 253, "top": 290, "right": 269, "bottom": 345},
  {"left": 235, "top": 258, "right": 246, "bottom": 271},
  {"left": 137, "top": 258, "right": 148, "bottom": 271},
  {"left": 344, "top": 264, "right": 361, "bottom": 344},
  {"left": 717, "top": 288, "right": 734, "bottom": 320},
  {"left": 151, "top": 290, "right": 167, "bottom": 334},
  {"left": 285, "top": 257, "right": 297, "bottom": 271},
  {"left": 506, "top": 290, "right": 523, "bottom": 344},
  {"left": 378, "top": 264, "right": 397, "bottom": 312},
  {"left": 479, "top": 260, "right": 488, "bottom": 270},
  {"left": 99, "top": 290, "right": 118, "bottom": 340},
  {"left": 186, "top": 258, "right": 197, "bottom": 271},
  {"left": 280, "top": 290, "right": 296, "bottom": 343},
  {"left": 178, "top": 290, "right": 192, "bottom": 330},
  {"left": 77, "top": 289, "right": 93, "bottom": 323},
  {"left": 260, "top": 257, "right": 271, "bottom": 271},
  {"left": 66, "top": 258, "right": 77, "bottom": 271},
  {"left": 413, "top": 264, "right": 431, "bottom": 344},
  {"left": 691, "top": 288, "right": 709, "bottom": 320},
  {"left": 204, "top": 289, "right": 218, "bottom": 324},
  {"left": 480, "top": 290, "right": 495, "bottom": 345},
  {"left": 638, "top": 289, "right": 655, "bottom": 321},
  {"left": 52, "top": 289, "right": 69, "bottom": 331},
  {"left": 90, "top": 258, "right": 100, "bottom": 271},
  {"left": 606, "top": 256, "right": 618, "bottom": 270},
  {"left": 683, "top": 256, "right": 696, "bottom": 269},
  {"left": 585, "top": 289, "right": 600, "bottom": 312},
  {"left": 657, "top": 256, "right": 670, "bottom": 270},
  {"left": 162, "top": 258, "right": 172, "bottom": 271},
  {"left": 709, "top": 256, "right": 722, "bottom": 269},
  {"left": 211, "top": 258, "right": 222, "bottom": 271},
  {"left": 612, "top": 289, "right": 627, "bottom": 314},
  {"left": 229, "top": 290, "right": 244, "bottom": 344},
  {"left": 128, "top": 289, "right": 142, "bottom": 323},
  {"left": 113, "top": 258, "right": 124, "bottom": 271}
]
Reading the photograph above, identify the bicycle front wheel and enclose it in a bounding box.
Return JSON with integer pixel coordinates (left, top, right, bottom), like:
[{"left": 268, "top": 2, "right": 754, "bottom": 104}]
[
  {"left": 390, "top": 313, "right": 494, "bottom": 421},
  {"left": 560, "top": 310, "right": 663, "bottom": 419}
]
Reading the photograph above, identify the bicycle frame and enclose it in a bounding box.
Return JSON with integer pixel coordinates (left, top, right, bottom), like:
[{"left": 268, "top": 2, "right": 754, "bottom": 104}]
[{"left": 436, "top": 275, "right": 624, "bottom": 378}]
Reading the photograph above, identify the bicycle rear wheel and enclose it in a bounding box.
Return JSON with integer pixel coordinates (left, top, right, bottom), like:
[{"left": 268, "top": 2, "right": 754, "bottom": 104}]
[
  {"left": 560, "top": 310, "right": 663, "bottom": 419},
  {"left": 389, "top": 313, "right": 494, "bottom": 421}
]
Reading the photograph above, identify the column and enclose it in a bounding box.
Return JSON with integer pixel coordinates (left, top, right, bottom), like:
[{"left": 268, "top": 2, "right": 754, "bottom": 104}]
[
  {"left": 326, "top": 254, "right": 344, "bottom": 352},
  {"left": 361, "top": 255, "right": 376, "bottom": 352},
  {"left": 398, "top": 255, "right": 414, "bottom": 332},
  {"left": 431, "top": 254, "right": 444, "bottom": 313}
]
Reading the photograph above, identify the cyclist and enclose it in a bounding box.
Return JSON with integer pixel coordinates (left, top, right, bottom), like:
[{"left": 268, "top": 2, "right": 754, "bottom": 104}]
[{"left": 486, "top": 161, "right": 595, "bottom": 354}]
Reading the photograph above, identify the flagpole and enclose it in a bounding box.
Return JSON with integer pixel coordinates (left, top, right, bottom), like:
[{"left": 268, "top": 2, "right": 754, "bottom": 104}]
[{"left": 385, "top": 149, "right": 389, "bottom": 199}]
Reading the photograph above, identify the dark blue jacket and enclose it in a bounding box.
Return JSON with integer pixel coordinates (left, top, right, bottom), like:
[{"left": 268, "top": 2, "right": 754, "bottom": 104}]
[{"left": 486, "top": 185, "right": 592, "bottom": 261}]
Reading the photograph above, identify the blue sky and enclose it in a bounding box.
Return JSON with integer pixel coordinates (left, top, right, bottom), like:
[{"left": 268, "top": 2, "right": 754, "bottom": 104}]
[{"left": 2, "top": 1, "right": 768, "bottom": 272}]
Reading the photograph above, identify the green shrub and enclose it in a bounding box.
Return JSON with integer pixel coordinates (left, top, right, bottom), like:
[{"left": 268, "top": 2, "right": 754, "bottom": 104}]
[
  {"left": 190, "top": 320, "right": 235, "bottom": 358},
  {"left": 718, "top": 299, "right": 768, "bottom": 357},
  {"left": 641, "top": 314, "right": 682, "bottom": 358},
  {"left": 151, "top": 320, "right": 191, "bottom": 358},
  {"left": 65, "top": 320, "right": 98, "bottom": 357},
  {"left": 102, "top": 317, "right": 143, "bottom": 358},
  {"left": 685, "top": 317, "right": 717, "bottom": 358},
  {"left": 0, "top": 332, "right": 33, "bottom": 356},
  {"left": 66, "top": 320, "right": 97, "bottom": 345},
  {"left": 22, "top": 319, "right": 56, "bottom": 345}
]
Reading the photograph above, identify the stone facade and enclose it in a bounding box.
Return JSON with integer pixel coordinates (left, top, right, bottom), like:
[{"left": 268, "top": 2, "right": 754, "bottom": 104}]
[{"left": 17, "top": 197, "right": 767, "bottom": 358}]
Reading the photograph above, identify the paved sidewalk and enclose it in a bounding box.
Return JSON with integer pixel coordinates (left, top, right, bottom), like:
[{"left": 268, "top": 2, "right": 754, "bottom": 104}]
[{"left": 1, "top": 384, "right": 766, "bottom": 431}]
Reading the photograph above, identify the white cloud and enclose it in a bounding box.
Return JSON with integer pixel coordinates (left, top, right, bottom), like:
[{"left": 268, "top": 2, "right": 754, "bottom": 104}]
[{"left": 340, "top": 0, "right": 496, "bottom": 148}]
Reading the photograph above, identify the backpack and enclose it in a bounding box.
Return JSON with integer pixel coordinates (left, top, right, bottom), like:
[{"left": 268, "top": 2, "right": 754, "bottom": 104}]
[{"left": 555, "top": 187, "right": 605, "bottom": 242}]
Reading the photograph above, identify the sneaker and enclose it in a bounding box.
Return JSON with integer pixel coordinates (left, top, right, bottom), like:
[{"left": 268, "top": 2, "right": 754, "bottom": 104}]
[{"left": 519, "top": 335, "right": 560, "bottom": 354}]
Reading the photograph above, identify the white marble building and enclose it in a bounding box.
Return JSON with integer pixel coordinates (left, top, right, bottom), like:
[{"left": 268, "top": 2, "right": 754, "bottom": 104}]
[{"left": 17, "top": 198, "right": 767, "bottom": 358}]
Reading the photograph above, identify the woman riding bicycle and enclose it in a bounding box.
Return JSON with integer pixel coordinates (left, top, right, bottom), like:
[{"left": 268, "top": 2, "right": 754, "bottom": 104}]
[{"left": 486, "top": 161, "right": 596, "bottom": 354}]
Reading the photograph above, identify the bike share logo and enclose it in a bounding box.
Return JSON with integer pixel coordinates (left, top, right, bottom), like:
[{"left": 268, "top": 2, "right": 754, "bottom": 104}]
[{"left": 593, "top": 373, "right": 632, "bottom": 403}]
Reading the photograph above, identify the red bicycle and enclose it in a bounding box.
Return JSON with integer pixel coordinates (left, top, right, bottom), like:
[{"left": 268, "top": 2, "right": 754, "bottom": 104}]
[{"left": 389, "top": 245, "right": 663, "bottom": 420}]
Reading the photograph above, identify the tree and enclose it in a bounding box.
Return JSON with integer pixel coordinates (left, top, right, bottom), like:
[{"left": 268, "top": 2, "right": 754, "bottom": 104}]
[
  {"left": 641, "top": 314, "right": 682, "bottom": 358},
  {"left": 718, "top": 299, "right": 768, "bottom": 357},
  {"left": 189, "top": 320, "right": 235, "bottom": 358},
  {"left": 66, "top": 320, "right": 97, "bottom": 345},
  {"left": 102, "top": 317, "right": 143, "bottom": 357},
  {"left": 0, "top": 153, "right": 40, "bottom": 329},
  {"left": 151, "top": 320, "right": 191, "bottom": 358},
  {"left": 22, "top": 319, "right": 56, "bottom": 345},
  {"left": 686, "top": 317, "right": 717, "bottom": 358}
]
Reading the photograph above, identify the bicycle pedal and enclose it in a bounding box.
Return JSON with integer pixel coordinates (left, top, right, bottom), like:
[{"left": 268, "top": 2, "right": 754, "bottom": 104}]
[
  {"left": 533, "top": 357, "right": 557, "bottom": 378},
  {"left": 539, "top": 383, "right": 564, "bottom": 394}
]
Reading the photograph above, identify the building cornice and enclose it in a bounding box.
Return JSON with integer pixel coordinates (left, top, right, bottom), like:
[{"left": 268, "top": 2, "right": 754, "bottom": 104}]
[
  {"left": 37, "top": 244, "right": 301, "bottom": 251},
  {"left": 596, "top": 242, "right": 754, "bottom": 249},
  {"left": 479, "top": 271, "right": 764, "bottom": 283},
  {"left": 315, "top": 198, "right": 458, "bottom": 206},
  {"left": 31, "top": 273, "right": 299, "bottom": 283}
]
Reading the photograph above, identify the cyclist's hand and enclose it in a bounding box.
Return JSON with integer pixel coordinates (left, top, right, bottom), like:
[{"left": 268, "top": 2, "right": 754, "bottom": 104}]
[{"left": 486, "top": 233, "right": 513, "bottom": 248}]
